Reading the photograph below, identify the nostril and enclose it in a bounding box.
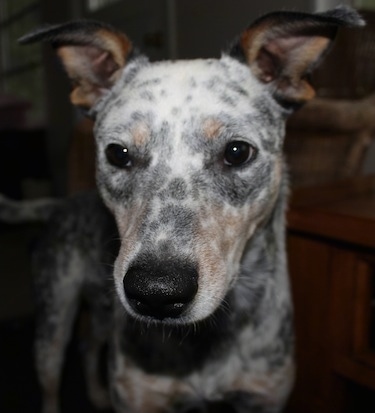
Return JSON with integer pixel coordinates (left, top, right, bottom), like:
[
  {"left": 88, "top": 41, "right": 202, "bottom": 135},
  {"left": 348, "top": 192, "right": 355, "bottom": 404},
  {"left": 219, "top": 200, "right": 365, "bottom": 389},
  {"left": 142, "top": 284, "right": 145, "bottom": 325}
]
[{"left": 123, "top": 259, "right": 198, "bottom": 319}]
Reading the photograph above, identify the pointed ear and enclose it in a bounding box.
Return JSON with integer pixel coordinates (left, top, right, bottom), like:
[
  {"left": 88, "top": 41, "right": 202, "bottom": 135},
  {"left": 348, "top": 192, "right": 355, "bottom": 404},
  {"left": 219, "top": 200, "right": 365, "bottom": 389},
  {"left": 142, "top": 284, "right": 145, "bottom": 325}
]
[
  {"left": 19, "top": 20, "right": 133, "bottom": 109},
  {"left": 230, "top": 6, "right": 364, "bottom": 106}
]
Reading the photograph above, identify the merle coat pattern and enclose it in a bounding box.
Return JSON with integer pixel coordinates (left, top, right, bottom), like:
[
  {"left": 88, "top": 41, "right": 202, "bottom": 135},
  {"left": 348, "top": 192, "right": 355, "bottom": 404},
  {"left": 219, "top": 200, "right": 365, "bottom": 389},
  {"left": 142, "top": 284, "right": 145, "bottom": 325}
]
[{"left": 12, "top": 6, "right": 364, "bottom": 413}]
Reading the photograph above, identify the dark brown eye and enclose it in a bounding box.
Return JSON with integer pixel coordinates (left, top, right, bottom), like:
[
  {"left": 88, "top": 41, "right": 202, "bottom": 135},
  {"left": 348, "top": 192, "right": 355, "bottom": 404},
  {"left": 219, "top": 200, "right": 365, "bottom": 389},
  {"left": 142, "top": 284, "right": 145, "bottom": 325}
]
[
  {"left": 105, "top": 144, "right": 132, "bottom": 168},
  {"left": 224, "top": 141, "right": 255, "bottom": 167}
]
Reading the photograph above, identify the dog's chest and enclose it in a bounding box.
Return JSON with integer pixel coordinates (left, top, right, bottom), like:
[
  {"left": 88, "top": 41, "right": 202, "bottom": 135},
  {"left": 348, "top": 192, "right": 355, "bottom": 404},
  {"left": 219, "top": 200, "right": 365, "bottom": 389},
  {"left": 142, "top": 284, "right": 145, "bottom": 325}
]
[{"left": 110, "top": 306, "right": 293, "bottom": 413}]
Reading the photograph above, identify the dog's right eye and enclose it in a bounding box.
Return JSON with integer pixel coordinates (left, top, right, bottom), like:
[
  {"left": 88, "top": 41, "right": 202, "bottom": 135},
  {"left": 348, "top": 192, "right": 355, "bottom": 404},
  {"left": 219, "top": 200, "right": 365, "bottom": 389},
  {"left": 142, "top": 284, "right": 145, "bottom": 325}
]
[
  {"left": 105, "top": 144, "right": 132, "bottom": 168},
  {"left": 223, "top": 141, "right": 256, "bottom": 167}
]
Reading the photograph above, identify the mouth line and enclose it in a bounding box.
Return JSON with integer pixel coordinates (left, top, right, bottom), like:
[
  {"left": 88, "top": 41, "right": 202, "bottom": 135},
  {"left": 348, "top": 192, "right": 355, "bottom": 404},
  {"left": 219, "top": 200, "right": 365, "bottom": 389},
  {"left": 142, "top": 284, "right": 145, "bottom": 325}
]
[
  {"left": 122, "top": 293, "right": 233, "bottom": 327},
  {"left": 126, "top": 310, "right": 194, "bottom": 327}
]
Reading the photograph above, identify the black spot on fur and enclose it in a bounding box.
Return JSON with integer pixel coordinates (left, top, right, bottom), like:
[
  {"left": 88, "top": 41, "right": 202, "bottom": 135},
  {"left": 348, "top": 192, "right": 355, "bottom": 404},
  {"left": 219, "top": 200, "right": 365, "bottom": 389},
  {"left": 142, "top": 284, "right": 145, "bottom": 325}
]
[
  {"left": 167, "top": 178, "right": 188, "bottom": 201},
  {"left": 140, "top": 90, "right": 155, "bottom": 102},
  {"left": 136, "top": 77, "right": 162, "bottom": 89},
  {"left": 219, "top": 93, "right": 237, "bottom": 107},
  {"left": 189, "top": 77, "right": 198, "bottom": 88},
  {"left": 158, "top": 204, "right": 196, "bottom": 242}
]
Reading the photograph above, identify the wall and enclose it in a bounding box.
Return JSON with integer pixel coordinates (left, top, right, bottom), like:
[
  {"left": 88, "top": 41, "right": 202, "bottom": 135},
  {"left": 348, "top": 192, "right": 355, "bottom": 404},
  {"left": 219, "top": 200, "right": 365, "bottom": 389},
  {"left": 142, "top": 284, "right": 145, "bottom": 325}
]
[
  {"left": 174, "top": 0, "right": 314, "bottom": 59},
  {"left": 314, "top": 0, "right": 352, "bottom": 11},
  {"left": 40, "top": 0, "right": 75, "bottom": 195}
]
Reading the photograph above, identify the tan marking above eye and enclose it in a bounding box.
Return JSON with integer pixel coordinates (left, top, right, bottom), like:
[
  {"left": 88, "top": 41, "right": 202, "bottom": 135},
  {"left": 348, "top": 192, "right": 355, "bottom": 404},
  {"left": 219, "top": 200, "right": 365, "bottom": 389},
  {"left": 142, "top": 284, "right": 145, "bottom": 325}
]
[
  {"left": 131, "top": 123, "right": 150, "bottom": 147},
  {"left": 202, "top": 118, "right": 224, "bottom": 140}
]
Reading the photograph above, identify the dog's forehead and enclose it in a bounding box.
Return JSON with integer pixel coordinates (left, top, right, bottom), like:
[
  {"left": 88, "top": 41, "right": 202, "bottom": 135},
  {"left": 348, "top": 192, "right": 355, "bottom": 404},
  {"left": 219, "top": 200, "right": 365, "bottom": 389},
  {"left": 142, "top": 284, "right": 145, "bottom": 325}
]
[{"left": 97, "top": 56, "right": 274, "bottom": 134}]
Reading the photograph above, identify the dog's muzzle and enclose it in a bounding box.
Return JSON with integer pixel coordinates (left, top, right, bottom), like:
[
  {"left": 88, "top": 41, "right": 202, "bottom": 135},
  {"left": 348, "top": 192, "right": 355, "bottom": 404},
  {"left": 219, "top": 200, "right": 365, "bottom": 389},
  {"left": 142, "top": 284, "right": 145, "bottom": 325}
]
[{"left": 123, "top": 258, "right": 198, "bottom": 320}]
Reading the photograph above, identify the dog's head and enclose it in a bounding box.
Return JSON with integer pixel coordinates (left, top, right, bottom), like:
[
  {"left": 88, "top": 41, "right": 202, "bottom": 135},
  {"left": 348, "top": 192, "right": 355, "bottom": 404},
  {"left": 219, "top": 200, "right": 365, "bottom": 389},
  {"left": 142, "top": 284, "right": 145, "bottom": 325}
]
[{"left": 21, "top": 7, "right": 363, "bottom": 324}]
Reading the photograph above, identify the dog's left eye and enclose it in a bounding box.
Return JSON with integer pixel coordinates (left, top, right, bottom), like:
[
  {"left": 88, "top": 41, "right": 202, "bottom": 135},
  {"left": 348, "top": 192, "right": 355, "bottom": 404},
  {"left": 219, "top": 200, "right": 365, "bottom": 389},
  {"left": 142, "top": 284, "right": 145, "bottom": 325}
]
[
  {"left": 224, "top": 141, "right": 256, "bottom": 167},
  {"left": 105, "top": 144, "right": 132, "bottom": 168}
]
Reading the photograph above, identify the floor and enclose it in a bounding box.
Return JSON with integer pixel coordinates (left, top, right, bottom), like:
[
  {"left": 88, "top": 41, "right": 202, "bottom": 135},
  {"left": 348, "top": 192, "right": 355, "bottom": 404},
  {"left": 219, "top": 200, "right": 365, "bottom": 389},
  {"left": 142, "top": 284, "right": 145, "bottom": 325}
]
[{"left": 0, "top": 223, "right": 109, "bottom": 413}]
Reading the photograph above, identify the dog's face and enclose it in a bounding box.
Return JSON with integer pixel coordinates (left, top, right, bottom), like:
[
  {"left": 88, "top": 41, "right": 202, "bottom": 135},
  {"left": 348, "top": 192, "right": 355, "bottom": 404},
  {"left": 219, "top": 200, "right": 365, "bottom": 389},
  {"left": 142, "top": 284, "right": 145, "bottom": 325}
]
[
  {"left": 94, "top": 57, "right": 284, "bottom": 322},
  {"left": 20, "top": 7, "right": 363, "bottom": 323}
]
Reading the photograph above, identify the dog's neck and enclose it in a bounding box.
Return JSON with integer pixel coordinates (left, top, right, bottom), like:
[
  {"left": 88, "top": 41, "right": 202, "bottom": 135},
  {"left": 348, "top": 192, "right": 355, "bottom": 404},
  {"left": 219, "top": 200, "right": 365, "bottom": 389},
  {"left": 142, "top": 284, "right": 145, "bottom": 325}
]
[{"left": 233, "top": 170, "right": 291, "bottom": 323}]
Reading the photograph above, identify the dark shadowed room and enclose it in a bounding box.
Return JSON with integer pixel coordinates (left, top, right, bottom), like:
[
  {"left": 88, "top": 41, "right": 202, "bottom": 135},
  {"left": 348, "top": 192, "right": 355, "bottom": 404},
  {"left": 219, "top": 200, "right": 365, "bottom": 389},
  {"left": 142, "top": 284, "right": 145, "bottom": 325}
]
[{"left": 1, "top": 1, "right": 375, "bottom": 412}]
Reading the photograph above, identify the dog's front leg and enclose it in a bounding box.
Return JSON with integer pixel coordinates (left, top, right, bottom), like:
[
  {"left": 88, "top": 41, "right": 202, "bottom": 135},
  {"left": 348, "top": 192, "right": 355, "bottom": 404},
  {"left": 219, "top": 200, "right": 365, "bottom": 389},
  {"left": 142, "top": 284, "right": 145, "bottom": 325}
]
[
  {"left": 34, "top": 281, "right": 81, "bottom": 413},
  {"left": 33, "top": 243, "right": 87, "bottom": 413},
  {"left": 82, "top": 301, "right": 111, "bottom": 411}
]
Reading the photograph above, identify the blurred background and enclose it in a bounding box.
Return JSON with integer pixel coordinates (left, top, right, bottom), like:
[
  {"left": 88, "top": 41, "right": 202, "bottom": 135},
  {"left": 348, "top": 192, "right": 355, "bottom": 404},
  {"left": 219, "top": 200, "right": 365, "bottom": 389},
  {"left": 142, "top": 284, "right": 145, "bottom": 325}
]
[
  {"left": 0, "top": 0, "right": 374, "bottom": 199},
  {"left": 1, "top": 0, "right": 375, "bottom": 412}
]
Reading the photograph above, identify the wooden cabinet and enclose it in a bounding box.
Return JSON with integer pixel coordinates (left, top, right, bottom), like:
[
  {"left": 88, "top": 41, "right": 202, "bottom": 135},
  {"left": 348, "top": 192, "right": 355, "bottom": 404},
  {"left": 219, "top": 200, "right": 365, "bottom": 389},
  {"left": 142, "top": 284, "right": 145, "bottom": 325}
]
[{"left": 285, "top": 176, "right": 375, "bottom": 413}]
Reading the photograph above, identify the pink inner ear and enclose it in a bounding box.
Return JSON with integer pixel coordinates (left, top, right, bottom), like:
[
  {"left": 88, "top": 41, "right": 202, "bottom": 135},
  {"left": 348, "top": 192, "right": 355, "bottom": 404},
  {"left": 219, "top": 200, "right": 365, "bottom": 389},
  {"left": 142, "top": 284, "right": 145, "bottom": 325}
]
[
  {"left": 73, "top": 46, "right": 119, "bottom": 84},
  {"left": 54, "top": 27, "right": 132, "bottom": 109},
  {"left": 256, "top": 34, "right": 329, "bottom": 84},
  {"left": 92, "top": 50, "right": 119, "bottom": 85},
  {"left": 256, "top": 47, "right": 279, "bottom": 83}
]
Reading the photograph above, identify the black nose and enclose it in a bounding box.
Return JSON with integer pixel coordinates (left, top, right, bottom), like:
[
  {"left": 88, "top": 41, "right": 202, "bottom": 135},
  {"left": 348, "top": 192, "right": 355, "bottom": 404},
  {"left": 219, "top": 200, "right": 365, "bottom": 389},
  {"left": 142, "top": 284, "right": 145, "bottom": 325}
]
[{"left": 123, "top": 258, "right": 198, "bottom": 320}]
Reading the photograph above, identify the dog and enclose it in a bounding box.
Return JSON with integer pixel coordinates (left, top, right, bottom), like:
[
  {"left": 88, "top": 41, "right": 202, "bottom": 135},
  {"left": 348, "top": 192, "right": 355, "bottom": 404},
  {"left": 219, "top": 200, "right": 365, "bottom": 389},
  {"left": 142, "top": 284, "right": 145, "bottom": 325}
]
[
  {"left": 8, "top": 6, "right": 364, "bottom": 413},
  {"left": 0, "top": 191, "right": 118, "bottom": 411}
]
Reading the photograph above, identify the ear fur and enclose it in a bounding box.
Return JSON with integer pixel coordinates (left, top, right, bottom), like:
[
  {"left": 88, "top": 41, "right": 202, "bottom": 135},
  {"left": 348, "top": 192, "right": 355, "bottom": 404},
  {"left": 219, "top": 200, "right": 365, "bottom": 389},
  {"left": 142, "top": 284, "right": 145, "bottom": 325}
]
[
  {"left": 230, "top": 6, "right": 365, "bottom": 105},
  {"left": 19, "top": 20, "right": 133, "bottom": 109},
  {"left": 20, "top": 8, "right": 364, "bottom": 109}
]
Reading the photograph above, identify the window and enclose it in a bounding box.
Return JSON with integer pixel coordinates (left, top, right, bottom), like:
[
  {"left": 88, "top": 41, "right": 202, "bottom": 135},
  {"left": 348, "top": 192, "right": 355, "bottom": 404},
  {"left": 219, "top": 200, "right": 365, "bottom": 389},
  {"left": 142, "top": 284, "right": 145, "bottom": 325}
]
[{"left": 0, "top": 0, "right": 45, "bottom": 125}]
